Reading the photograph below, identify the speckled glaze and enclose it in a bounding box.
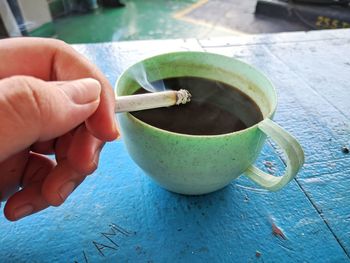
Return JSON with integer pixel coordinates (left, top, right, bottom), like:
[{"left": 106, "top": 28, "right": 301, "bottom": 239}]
[{"left": 116, "top": 52, "right": 304, "bottom": 195}]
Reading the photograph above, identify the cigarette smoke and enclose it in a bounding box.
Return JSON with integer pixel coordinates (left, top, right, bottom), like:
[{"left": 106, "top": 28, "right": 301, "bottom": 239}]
[{"left": 130, "top": 63, "right": 167, "bottom": 92}]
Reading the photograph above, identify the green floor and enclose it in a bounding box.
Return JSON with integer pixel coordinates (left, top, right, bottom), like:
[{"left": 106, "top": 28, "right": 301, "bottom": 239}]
[{"left": 51, "top": 0, "right": 231, "bottom": 44}]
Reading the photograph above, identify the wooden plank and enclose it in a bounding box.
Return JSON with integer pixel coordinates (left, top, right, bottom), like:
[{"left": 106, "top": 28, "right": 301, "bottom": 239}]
[
  {"left": 202, "top": 38, "right": 350, "bottom": 165},
  {"left": 266, "top": 38, "right": 350, "bottom": 119},
  {"left": 202, "top": 33, "right": 350, "bottom": 257},
  {"left": 263, "top": 36, "right": 350, "bottom": 257},
  {"left": 0, "top": 141, "right": 348, "bottom": 262},
  {"left": 1, "top": 32, "right": 349, "bottom": 262},
  {"left": 199, "top": 28, "right": 350, "bottom": 48},
  {"left": 299, "top": 158, "right": 350, "bottom": 252}
]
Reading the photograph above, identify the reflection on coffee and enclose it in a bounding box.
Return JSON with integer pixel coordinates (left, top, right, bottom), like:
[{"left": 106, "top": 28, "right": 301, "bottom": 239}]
[{"left": 131, "top": 77, "right": 263, "bottom": 135}]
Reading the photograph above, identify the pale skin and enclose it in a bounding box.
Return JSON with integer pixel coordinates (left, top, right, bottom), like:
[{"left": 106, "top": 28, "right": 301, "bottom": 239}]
[{"left": 0, "top": 38, "right": 119, "bottom": 221}]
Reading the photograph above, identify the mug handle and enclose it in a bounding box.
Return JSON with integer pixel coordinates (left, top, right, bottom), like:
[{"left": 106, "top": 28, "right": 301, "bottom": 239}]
[{"left": 244, "top": 118, "right": 304, "bottom": 191}]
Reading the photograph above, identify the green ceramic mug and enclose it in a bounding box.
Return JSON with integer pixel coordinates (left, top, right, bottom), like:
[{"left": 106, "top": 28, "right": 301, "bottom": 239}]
[{"left": 116, "top": 51, "right": 304, "bottom": 195}]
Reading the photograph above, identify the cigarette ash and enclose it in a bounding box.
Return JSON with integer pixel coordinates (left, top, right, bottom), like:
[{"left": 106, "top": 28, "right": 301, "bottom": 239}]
[
  {"left": 176, "top": 89, "right": 192, "bottom": 105},
  {"left": 129, "top": 63, "right": 191, "bottom": 106},
  {"left": 128, "top": 63, "right": 192, "bottom": 109}
]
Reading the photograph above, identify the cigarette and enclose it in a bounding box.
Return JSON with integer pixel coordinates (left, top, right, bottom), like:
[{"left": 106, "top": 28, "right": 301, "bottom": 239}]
[{"left": 115, "top": 89, "right": 191, "bottom": 113}]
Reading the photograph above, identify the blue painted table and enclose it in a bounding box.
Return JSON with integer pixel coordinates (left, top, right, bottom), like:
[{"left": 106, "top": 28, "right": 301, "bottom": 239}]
[{"left": 1, "top": 29, "right": 350, "bottom": 263}]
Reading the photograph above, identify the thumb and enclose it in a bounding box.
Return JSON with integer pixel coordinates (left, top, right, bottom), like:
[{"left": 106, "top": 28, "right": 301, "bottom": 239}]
[{"left": 0, "top": 76, "right": 101, "bottom": 161}]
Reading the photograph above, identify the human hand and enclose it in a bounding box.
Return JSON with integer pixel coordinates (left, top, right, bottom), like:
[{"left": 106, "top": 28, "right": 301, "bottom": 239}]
[{"left": 0, "top": 38, "right": 119, "bottom": 221}]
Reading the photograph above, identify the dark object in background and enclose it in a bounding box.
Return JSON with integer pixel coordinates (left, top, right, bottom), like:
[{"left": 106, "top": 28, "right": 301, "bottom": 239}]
[
  {"left": 66, "top": 0, "right": 98, "bottom": 14},
  {"left": 100, "top": 0, "right": 125, "bottom": 8},
  {"left": 293, "top": 0, "right": 350, "bottom": 5},
  {"left": 0, "top": 16, "right": 9, "bottom": 38},
  {"left": 255, "top": 0, "right": 350, "bottom": 29},
  {"left": 6, "top": 0, "right": 28, "bottom": 35}
]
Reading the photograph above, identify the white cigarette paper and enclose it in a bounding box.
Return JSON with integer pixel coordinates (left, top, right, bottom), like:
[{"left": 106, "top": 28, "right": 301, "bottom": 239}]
[{"left": 115, "top": 89, "right": 191, "bottom": 113}]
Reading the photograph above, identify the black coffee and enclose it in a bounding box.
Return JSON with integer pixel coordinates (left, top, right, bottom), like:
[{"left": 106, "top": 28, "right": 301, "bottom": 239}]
[{"left": 131, "top": 77, "right": 263, "bottom": 135}]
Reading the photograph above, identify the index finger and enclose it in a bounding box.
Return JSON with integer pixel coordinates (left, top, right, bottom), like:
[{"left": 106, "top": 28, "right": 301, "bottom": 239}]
[{"left": 0, "top": 37, "right": 118, "bottom": 141}]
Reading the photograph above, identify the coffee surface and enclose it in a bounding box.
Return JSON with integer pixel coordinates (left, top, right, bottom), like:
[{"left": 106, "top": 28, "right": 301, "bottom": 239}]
[{"left": 131, "top": 77, "right": 263, "bottom": 135}]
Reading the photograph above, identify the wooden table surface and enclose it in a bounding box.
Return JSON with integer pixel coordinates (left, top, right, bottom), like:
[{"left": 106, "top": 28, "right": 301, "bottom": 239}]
[{"left": 1, "top": 29, "right": 350, "bottom": 263}]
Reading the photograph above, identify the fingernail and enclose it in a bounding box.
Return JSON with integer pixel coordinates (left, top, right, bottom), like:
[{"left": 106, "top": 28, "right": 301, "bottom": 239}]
[
  {"left": 59, "top": 181, "right": 76, "bottom": 201},
  {"left": 14, "top": 204, "right": 34, "bottom": 220},
  {"left": 61, "top": 78, "right": 101, "bottom": 105}
]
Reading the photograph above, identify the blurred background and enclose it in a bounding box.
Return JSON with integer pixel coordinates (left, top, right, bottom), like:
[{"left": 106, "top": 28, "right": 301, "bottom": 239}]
[{"left": 0, "top": 0, "right": 349, "bottom": 43}]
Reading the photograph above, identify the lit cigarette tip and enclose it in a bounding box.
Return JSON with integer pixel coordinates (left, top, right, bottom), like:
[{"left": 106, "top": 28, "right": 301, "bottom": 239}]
[{"left": 176, "top": 89, "right": 192, "bottom": 105}]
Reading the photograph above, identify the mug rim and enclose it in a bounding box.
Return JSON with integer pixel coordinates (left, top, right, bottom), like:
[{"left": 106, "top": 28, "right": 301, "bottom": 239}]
[{"left": 115, "top": 51, "right": 277, "bottom": 138}]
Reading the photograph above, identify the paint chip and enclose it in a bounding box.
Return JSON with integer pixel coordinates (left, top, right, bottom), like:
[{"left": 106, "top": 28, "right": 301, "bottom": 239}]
[
  {"left": 264, "top": 161, "right": 274, "bottom": 168},
  {"left": 272, "top": 223, "right": 287, "bottom": 240}
]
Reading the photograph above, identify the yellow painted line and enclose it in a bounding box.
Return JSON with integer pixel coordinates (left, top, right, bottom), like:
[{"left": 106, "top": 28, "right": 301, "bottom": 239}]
[
  {"left": 177, "top": 15, "right": 246, "bottom": 36},
  {"left": 174, "top": 0, "right": 209, "bottom": 19},
  {"left": 173, "top": 0, "right": 246, "bottom": 36}
]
